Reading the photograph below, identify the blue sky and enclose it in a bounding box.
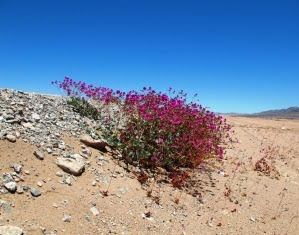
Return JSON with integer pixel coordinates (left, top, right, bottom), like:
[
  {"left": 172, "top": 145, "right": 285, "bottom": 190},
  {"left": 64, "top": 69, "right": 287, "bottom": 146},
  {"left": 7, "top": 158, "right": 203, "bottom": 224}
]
[{"left": 0, "top": 0, "right": 298, "bottom": 113}]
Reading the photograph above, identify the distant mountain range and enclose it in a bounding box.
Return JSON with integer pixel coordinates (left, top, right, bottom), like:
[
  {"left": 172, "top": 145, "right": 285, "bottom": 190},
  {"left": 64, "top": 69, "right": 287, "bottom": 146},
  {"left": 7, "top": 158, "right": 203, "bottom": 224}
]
[
  {"left": 251, "top": 106, "right": 299, "bottom": 118},
  {"left": 224, "top": 107, "right": 299, "bottom": 119}
]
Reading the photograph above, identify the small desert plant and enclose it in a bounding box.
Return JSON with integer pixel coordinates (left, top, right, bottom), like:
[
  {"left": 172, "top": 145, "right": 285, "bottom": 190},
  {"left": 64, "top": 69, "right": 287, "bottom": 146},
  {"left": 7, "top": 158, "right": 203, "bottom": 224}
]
[
  {"left": 255, "top": 144, "right": 280, "bottom": 177},
  {"left": 67, "top": 97, "right": 100, "bottom": 120},
  {"left": 53, "top": 77, "right": 232, "bottom": 187}
]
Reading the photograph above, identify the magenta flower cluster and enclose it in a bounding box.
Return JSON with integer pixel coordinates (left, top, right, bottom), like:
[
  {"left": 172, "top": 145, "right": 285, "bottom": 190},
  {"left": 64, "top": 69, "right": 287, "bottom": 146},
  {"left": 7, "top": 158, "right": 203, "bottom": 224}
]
[{"left": 53, "top": 77, "right": 232, "bottom": 186}]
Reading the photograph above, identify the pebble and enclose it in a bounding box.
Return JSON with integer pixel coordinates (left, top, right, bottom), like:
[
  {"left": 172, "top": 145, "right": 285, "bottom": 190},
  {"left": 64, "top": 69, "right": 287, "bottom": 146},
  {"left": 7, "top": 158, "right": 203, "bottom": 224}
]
[
  {"left": 34, "top": 150, "right": 44, "bottom": 160},
  {"left": 63, "top": 214, "right": 71, "bottom": 223},
  {"left": 16, "top": 186, "right": 24, "bottom": 194},
  {"left": 90, "top": 207, "right": 100, "bottom": 216},
  {"left": 13, "top": 164, "right": 22, "bottom": 174},
  {"left": 56, "top": 171, "right": 64, "bottom": 177},
  {"left": 63, "top": 176, "right": 72, "bottom": 186},
  {"left": 31, "top": 188, "right": 41, "bottom": 197}
]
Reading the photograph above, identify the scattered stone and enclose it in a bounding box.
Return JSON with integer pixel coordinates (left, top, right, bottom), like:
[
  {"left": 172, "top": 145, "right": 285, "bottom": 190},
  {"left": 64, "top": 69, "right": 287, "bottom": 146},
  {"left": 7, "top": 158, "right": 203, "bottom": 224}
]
[
  {"left": 37, "top": 181, "right": 43, "bottom": 187},
  {"left": 4, "top": 182, "right": 17, "bottom": 193},
  {"left": 62, "top": 214, "right": 71, "bottom": 223},
  {"left": 31, "top": 188, "right": 41, "bottom": 197},
  {"left": 34, "top": 150, "right": 44, "bottom": 160},
  {"left": 2, "top": 173, "right": 14, "bottom": 183},
  {"left": 92, "top": 180, "right": 97, "bottom": 186},
  {"left": 13, "top": 164, "right": 22, "bottom": 174},
  {"left": 58, "top": 143, "right": 66, "bottom": 150},
  {"left": 6, "top": 134, "right": 16, "bottom": 143},
  {"left": 16, "top": 186, "right": 24, "bottom": 194},
  {"left": 22, "top": 186, "right": 30, "bottom": 191},
  {"left": 63, "top": 176, "right": 72, "bottom": 186},
  {"left": 56, "top": 156, "right": 85, "bottom": 176},
  {"left": 0, "top": 225, "right": 23, "bottom": 235},
  {"left": 55, "top": 171, "right": 63, "bottom": 177},
  {"left": 90, "top": 207, "right": 100, "bottom": 216},
  {"left": 0, "top": 200, "right": 12, "bottom": 213},
  {"left": 15, "top": 132, "right": 20, "bottom": 138}
]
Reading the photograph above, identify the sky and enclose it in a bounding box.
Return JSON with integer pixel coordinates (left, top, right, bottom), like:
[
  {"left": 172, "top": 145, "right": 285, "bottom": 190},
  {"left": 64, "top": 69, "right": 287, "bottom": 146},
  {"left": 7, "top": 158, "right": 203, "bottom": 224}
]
[{"left": 0, "top": 0, "right": 298, "bottom": 113}]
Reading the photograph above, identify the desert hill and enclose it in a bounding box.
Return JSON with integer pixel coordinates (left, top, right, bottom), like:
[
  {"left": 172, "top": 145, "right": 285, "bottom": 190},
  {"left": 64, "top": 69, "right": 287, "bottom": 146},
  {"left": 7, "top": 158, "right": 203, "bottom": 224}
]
[{"left": 251, "top": 106, "right": 299, "bottom": 118}]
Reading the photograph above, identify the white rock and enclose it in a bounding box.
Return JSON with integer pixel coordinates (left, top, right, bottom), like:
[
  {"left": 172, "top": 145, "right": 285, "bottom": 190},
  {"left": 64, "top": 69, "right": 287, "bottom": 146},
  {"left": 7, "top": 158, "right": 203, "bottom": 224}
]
[
  {"left": 55, "top": 171, "right": 63, "bottom": 177},
  {"left": 0, "top": 225, "right": 23, "bottom": 235},
  {"left": 58, "top": 143, "right": 66, "bottom": 150},
  {"left": 56, "top": 156, "right": 85, "bottom": 176},
  {"left": 4, "top": 182, "right": 17, "bottom": 193},
  {"left": 6, "top": 135, "right": 16, "bottom": 143},
  {"left": 16, "top": 186, "right": 24, "bottom": 194},
  {"left": 63, "top": 176, "right": 72, "bottom": 186},
  {"left": 13, "top": 164, "right": 22, "bottom": 174},
  {"left": 80, "top": 134, "right": 107, "bottom": 151},
  {"left": 21, "top": 122, "right": 33, "bottom": 129},
  {"left": 62, "top": 214, "right": 71, "bottom": 223},
  {"left": 90, "top": 207, "right": 99, "bottom": 216},
  {"left": 32, "top": 113, "right": 40, "bottom": 121}
]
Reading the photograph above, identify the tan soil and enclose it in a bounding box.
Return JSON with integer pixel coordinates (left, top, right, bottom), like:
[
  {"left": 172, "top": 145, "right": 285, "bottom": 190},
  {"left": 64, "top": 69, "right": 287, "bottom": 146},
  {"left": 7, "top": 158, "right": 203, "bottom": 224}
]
[{"left": 1, "top": 117, "right": 299, "bottom": 235}]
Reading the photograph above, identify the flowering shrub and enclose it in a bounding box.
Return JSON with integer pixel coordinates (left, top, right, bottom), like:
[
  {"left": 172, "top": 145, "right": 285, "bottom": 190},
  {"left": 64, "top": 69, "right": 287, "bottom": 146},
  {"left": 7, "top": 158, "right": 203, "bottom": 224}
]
[{"left": 53, "top": 77, "right": 232, "bottom": 187}]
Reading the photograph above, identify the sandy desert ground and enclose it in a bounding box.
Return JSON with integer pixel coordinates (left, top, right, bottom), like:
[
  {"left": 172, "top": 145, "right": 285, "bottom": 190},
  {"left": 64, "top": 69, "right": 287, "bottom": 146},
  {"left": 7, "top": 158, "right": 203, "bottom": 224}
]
[{"left": 1, "top": 116, "right": 299, "bottom": 235}]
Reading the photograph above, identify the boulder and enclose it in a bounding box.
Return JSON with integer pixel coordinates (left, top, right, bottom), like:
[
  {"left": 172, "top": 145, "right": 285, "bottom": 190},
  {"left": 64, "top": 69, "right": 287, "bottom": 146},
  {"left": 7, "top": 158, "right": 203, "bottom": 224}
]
[{"left": 56, "top": 155, "right": 85, "bottom": 176}]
